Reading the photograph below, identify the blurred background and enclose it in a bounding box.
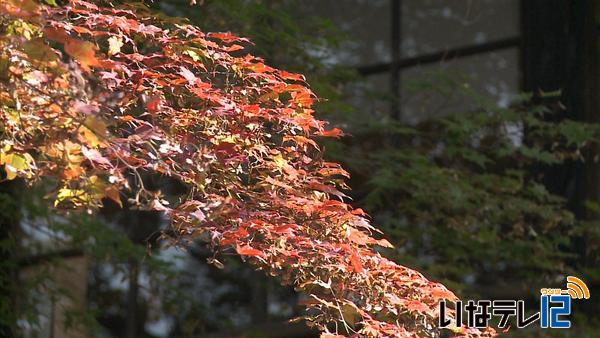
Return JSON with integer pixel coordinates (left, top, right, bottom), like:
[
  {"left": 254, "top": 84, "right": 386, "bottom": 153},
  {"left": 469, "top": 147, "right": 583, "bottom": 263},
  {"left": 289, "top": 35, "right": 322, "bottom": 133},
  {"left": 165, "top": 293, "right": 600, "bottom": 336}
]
[{"left": 2, "top": 0, "right": 599, "bottom": 337}]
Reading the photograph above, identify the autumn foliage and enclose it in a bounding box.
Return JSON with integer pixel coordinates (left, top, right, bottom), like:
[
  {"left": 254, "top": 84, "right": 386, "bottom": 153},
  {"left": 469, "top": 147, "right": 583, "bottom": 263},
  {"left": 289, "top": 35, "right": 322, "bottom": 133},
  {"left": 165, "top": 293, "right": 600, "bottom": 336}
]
[{"left": 0, "top": 1, "right": 495, "bottom": 337}]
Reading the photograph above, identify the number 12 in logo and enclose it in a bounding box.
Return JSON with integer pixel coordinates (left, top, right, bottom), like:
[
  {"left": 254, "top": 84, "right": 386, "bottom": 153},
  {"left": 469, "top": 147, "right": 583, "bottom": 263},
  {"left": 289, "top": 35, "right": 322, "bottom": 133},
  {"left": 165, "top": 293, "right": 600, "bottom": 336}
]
[{"left": 540, "top": 295, "right": 571, "bottom": 329}]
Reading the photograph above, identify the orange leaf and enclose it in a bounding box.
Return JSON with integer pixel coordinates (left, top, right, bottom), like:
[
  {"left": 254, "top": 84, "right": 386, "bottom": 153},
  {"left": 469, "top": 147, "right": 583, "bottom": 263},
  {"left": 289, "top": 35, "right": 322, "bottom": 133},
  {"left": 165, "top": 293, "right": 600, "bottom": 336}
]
[
  {"left": 351, "top": 208, "right": 368, "bottom": 216},
  {"left": 64, "top": 39, "right": 100, "bottom": 71},
  {"left": 279, "top": 70, "right": 305, "bottom": 82},
  {"left": 349, "top": 251, "right": 363, "bottom": 273},
  {"left": 44, "top": 27, "right": 70, "bottom": 44},
  {"left": 225, "top": 44, "right": 244, "bottom": 52},
  {"left": 105, "top": 186, "right": 122, "bottom": 208},
  {"left": 348, "top": 228, "right": 375, "bottom": 246},
  {"left": 376, "top": 238, "right": 394, "bottom": 248},
  {"left": 236, "top": 244, "right": 266, "bottom": 258},
  {"left": 308, "top": 182, "right": 349, "bottom": 199},
  {"left": 317, "top": 128, "right": 343, "bottom": 138},
  {"left": 292, "top": 91, "right": 314, "bottom": 107},
  {"left": 0, "top": 0, "right": 39, "bottom": 19},
  {"left": 406, "top": 300, "right": 431, "bottom": 314},
  {"left": 429, "top": 286, "right": 456, "bottom": 301}
]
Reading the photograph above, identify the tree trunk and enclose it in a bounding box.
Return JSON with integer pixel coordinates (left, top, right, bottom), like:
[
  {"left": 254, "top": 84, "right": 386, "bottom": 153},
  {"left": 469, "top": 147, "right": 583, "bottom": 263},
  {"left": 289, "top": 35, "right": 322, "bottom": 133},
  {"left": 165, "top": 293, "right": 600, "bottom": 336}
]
[
  {"left": 126, "top": 257, "right": 139, "bottom": 338},
  {"left": 0, "top": 180, "right": 20, "bottom": 338}
]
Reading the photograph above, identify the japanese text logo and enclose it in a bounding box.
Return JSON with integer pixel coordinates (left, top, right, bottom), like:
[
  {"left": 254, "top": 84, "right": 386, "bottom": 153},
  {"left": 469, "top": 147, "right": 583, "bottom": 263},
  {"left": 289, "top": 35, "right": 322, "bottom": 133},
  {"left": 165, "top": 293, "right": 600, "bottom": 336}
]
[{"left": 439, "top": 276, "right": 590, "bottom": 331}]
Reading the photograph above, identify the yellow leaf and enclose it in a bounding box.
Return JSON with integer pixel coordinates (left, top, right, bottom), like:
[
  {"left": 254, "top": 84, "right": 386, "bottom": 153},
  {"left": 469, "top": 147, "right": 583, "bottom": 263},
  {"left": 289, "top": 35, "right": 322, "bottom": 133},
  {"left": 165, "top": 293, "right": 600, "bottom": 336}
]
[
  {"left": 77, "top": 117, "right": 107, "bottom": 148},
  {"left": 5, "top": 163, "right": 17, "bottom": 180},
  {"left": 107, "top": 35, "right": 123, "bottom": 56},
  {"left": 55, "top": 188, "right": 88, "bottom": 207},
  {"left": 78, "top": 127, "right": 102, "bottom": 147},
  {"left": 43, "top": 141, "right": 84, "bottom": 164},
  {"left": 85, "top": 116, "right": 107, "bottom": 135},
  {"left": 273, "top": 154, "right": 287, "bottom": 169},
  {"left": 182, "top": 48, "right": 202, "bottom": 61},
  {"left": 2, "top": 152, "right": 32, "bottom": 180},
  {"left": 88, "top": 175, "right": 109, "bottom": 204},
  {"left": 0, "top": 147, "right": 9, "bottom": 165}
]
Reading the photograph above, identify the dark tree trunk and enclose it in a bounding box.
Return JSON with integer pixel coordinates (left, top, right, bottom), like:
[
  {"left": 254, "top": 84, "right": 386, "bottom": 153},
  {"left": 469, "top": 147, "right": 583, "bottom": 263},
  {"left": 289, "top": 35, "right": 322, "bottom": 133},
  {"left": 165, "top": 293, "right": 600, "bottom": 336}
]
[
  {"left": 250, "top": 272, "right": 269, "bottom": 323},
  {"left": 521, "top": 0, "right": 599, "bottom": 217},
  {"left": 126, "top": 257, "right": 139, "bottom": 338},
  {"left": 521, "top": 0, "right": 599, "bottom": 318},
  {"left": 0, "top": 180, "right": 21, "bottom": 338},
  {"left": 390, "top": 0, "right": 402, "bottom": 120}
]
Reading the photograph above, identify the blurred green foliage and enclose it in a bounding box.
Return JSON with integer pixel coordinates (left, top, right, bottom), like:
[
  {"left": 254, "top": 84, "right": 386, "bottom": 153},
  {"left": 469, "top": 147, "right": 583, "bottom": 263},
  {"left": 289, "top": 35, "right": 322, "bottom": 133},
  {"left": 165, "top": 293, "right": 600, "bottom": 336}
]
[{"left": 323, "top": 73, "right": 600, "bottom": 336}]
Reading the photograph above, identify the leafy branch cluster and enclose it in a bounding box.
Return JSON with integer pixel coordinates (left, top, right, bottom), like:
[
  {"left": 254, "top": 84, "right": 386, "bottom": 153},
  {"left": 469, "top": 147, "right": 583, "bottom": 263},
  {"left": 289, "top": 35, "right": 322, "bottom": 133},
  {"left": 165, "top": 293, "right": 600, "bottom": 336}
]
[{"left": 0, "top": 1, "right": 497, "bottom": 337}]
